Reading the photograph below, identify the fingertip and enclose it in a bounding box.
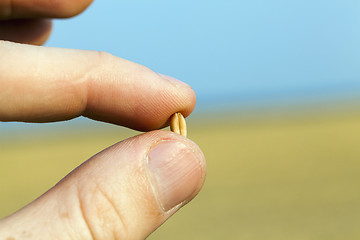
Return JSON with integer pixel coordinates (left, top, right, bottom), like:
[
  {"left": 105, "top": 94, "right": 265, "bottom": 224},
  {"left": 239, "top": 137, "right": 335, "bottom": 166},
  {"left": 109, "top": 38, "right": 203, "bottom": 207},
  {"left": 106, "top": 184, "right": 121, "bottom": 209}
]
[
  {"left": 83, "top": 57, "right": 197, "bottom": 131},
  {"left": 150, "top": 131, "right": 208, "bottom": 214},
  {"left": 45, "top": 0, "right": 94, "bottom": 18},
  {"left": 0, "top": 19, "right": 52, "bottom": 45},
  {"left": 147, "top": 132, "right": 206, "bottom": 211},
  {"left": 158, "top": 73, "right": 197, "bottom": 119},
  {"left": 2, "top": 0, "right": 93, "bottom": 19}
]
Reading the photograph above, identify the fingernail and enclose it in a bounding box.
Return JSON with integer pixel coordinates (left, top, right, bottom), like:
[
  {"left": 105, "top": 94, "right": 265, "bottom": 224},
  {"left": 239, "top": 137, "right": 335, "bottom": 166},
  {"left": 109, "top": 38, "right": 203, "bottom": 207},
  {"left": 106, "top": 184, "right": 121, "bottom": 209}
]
[
  {"left": 147, "top": 140, "right": 204, "bottom": 211},
  {"left": 158, "top": 73, "right": 192, "bottom": 89}
]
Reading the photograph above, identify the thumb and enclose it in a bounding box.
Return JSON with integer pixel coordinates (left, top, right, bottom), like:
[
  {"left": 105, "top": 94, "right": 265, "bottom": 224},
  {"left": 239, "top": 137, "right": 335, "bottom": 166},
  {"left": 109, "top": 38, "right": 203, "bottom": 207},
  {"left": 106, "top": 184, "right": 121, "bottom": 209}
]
[{"left": 0, "top": 131, "right": 206, "bottom": 240}]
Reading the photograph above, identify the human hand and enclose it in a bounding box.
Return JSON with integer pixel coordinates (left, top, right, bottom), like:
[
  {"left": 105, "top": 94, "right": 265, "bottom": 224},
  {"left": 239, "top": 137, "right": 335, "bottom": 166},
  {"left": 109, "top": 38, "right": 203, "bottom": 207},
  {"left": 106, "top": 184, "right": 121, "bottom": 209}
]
[{"left": 0, "top": 1, "right": 206, "bottom": 239}]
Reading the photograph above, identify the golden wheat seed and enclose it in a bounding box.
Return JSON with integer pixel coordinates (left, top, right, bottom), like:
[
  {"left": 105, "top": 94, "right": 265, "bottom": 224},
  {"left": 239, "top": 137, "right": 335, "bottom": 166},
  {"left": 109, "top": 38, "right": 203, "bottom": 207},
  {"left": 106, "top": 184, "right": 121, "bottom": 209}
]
[
  {"left": 170, "top": 113, "right": 180, "bottom": 134},
  {"left": 178, "top": 113, "right": 187, "bottom": 137},
  {"left": 170, "top": 112, "right": 187, "bottom": 137}
]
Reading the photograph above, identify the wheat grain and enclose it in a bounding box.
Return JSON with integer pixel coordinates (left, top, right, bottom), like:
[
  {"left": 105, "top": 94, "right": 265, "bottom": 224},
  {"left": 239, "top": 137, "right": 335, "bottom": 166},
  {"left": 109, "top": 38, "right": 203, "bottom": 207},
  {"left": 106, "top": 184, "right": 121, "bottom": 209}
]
[{"left": 170, "top": 112, "right": 187, "bottom": 137}]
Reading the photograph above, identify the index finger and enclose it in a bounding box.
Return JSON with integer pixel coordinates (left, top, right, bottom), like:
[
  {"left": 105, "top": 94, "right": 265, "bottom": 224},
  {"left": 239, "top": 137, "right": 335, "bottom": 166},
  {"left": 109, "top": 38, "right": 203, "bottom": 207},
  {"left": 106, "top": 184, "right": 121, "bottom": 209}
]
[
  {"left": 0, "top": 0, "right": 93, "bottom": 19},
  {"left": 0, "top": 41, "right": 196, "bottom": 131}
]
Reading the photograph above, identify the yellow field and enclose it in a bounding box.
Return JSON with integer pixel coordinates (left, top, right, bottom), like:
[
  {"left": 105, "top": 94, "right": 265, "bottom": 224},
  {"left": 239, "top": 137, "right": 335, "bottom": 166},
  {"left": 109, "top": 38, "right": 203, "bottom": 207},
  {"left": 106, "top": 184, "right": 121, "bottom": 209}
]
[{"left": 1, "top": 109, "right": 360, "bottom": 239}]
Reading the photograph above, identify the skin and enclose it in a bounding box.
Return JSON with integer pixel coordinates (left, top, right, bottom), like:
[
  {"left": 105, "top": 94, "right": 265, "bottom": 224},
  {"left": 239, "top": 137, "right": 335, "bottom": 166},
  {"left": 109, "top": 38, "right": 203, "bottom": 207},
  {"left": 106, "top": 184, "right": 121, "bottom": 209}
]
[{"left": 0, "top": 1, "right": 206, "bottom": 239}]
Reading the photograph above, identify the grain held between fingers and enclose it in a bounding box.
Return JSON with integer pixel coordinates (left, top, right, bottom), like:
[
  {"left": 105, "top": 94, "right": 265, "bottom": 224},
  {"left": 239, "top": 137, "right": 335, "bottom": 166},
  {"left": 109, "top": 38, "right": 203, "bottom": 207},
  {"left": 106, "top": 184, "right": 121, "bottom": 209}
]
[{"left": 170, "top": 112, "right": 187, "bottom": 137}]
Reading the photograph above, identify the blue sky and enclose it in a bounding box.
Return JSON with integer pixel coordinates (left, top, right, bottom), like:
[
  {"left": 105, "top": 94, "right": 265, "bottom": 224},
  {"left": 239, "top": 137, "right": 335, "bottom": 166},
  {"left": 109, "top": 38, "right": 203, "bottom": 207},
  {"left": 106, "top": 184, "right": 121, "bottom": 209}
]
[{"left": 45, "top": 0, "right": 360, "bottom": 111}]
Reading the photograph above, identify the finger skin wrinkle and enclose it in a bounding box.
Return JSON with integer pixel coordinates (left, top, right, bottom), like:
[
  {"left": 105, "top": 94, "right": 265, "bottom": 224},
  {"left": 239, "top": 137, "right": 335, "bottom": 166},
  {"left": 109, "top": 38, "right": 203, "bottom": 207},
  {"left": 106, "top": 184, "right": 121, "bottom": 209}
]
[
  {"left": 73, "top": 55, "right": 103, "bottom": 118},
  {"left": 96, "top": 184, "right": 128, "bottom": 240},
  {"left": 81, "top": 51, "right": 122, "bottom": 118},
  {"left": 76, "top": 181, "right": 128, "bottom": 240},
  {"left": 77, "top": 187, "right": 96, "bottom": 240}
]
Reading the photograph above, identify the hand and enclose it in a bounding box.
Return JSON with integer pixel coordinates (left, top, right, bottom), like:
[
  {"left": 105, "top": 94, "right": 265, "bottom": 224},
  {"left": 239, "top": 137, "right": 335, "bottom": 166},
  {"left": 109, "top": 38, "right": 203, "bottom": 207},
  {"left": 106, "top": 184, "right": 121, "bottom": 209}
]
[{"left": 0, "top": 1, "right": 206, "bottom": 239}]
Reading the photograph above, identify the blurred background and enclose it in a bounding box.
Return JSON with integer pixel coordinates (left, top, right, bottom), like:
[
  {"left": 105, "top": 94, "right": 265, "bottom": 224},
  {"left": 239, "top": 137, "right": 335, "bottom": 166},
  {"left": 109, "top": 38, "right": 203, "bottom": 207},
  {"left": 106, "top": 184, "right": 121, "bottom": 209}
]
[{"left": 2, "top": 0, "right": 360, "bottom": 239}]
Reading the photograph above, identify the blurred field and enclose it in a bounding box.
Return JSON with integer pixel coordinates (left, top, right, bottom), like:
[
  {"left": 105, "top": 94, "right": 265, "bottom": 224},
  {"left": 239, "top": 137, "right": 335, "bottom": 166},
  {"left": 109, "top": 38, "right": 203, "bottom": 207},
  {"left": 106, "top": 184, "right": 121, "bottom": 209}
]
[{"left": 1, "top": 109, "right": 360, "bottom": 239}]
